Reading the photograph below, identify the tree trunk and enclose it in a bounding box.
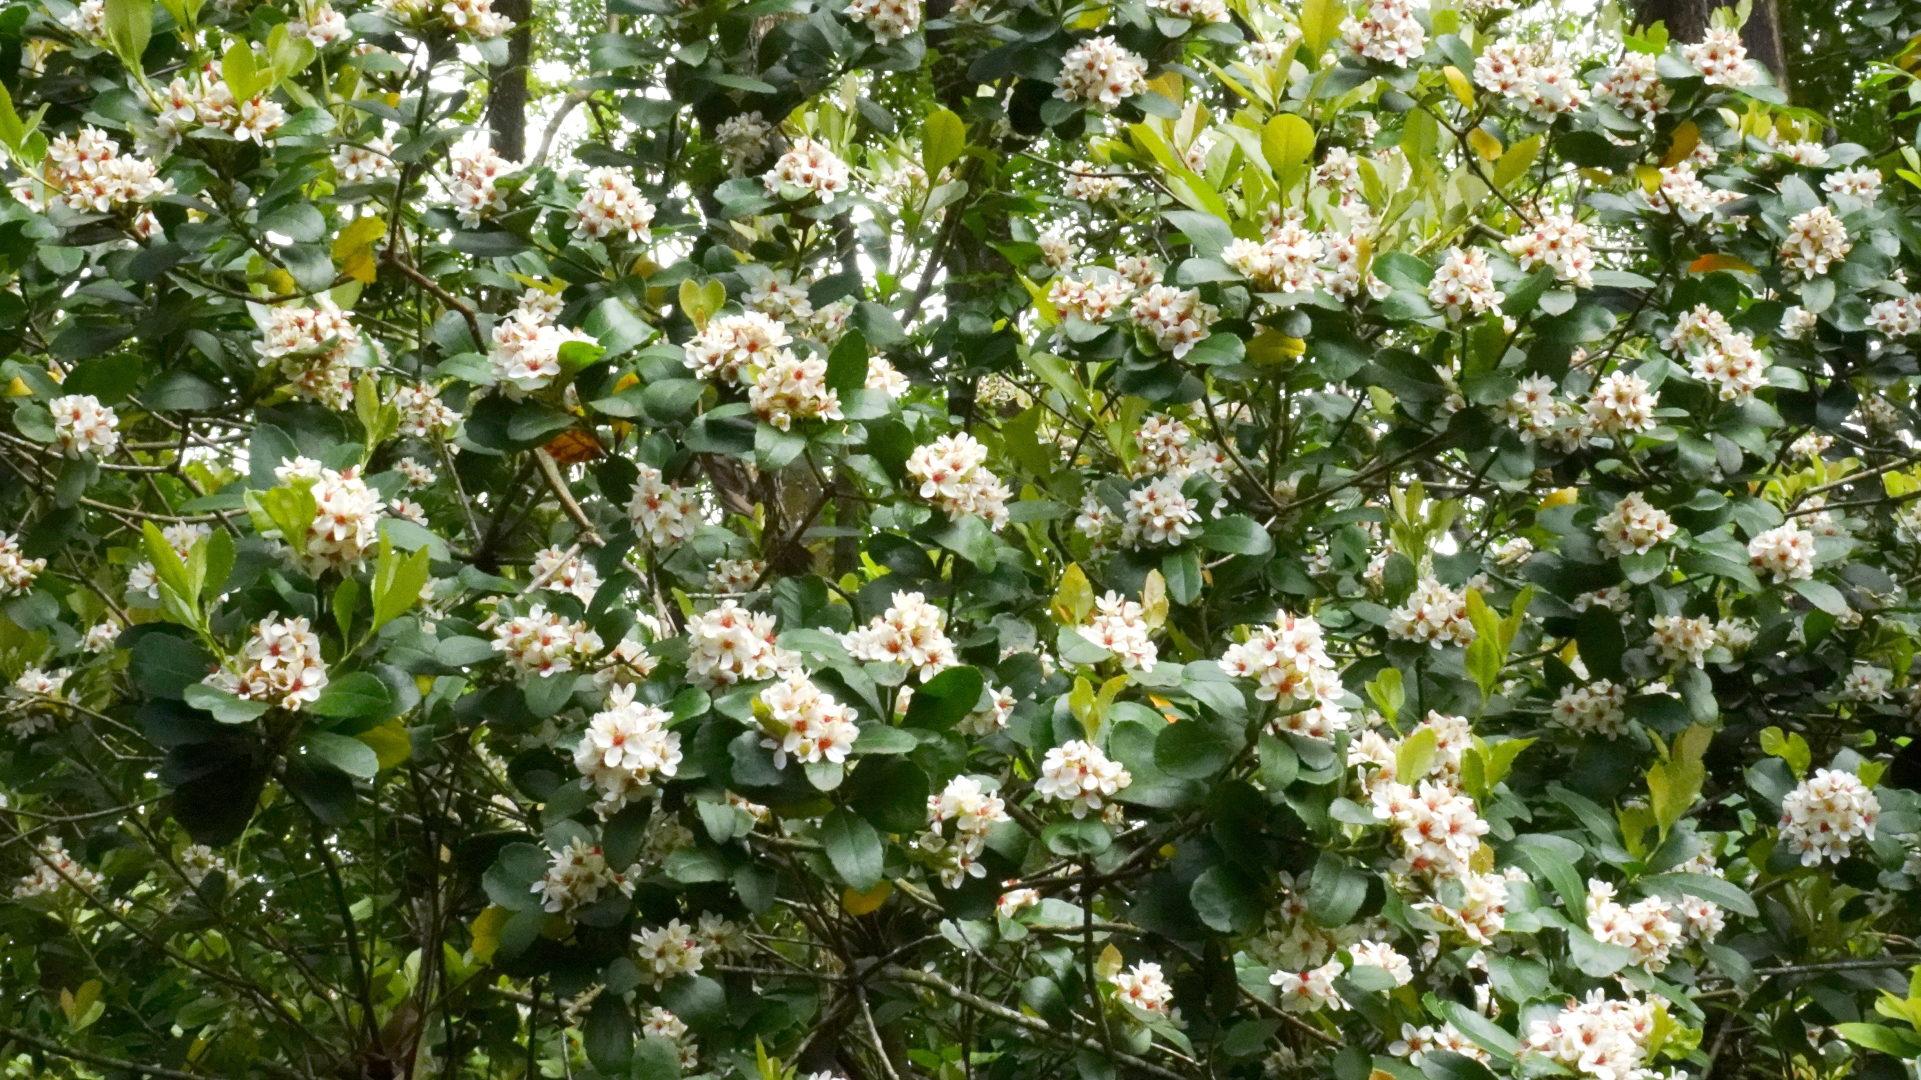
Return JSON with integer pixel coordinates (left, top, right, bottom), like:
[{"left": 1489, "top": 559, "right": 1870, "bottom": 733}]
[
  {"left": 484, "top": 0, "right": 533, "bottom": 160},
  {"left": 1632, "top": 0, "right": 1787, "bottom": 92}
]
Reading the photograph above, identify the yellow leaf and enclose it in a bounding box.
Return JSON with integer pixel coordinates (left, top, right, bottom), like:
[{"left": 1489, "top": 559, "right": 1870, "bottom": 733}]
[
  {"left": 5, "top": 376, "right": 28, "bottom": 397},
  {"left": 1051, "top": 563, "right": 1094, "bottom": 625},
  {"left": 470, "top": 905, "right": 509, "bottom": 963},
  {"left": 1147, "top": 72, "right": 1183, "bottom": 104},
  {"left": 1141, "top": 569, "right": 1168, "bottom": 630},
  {"left": 1097, "top": 943, "right": 1125, "bottom": 978},
  {"left": 1442, "top": 65, "right": 1476, "bottom": 108},
  {"left": 1492, "top": 135, "right": 1541, "bottom": 187},
  {"left": 1467, "top": 127, "right": 1502, "bottom": 161},
  {"left": 1661, "top": 120, "right": 1700, "bottom": 168},
  {"left": 355, "top": 719, "right": 412, "bottom": 771},
  {"left": 1688, "top": 254, "right": 1757, "bottom": 275},
  {"left": 1297, "top": 0, "right": 1340, "bottom": 57},
  {"left": 332, "top": 214, "right": 386, "bottom": 284},
  {"left": 1634, "top": 164, "right": 1662, "bottom": 192},
  {"left": 841, "top": 881, "right": 893, "bottom": 915},
  {"left": 678, "top": 278, "right": 725, "bottom": 331},
  {"left": 1539, "top": 486, "right": 1578, "bottom": 509}
]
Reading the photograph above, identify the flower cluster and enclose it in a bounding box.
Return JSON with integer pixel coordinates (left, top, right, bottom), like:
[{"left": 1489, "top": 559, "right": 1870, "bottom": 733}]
[
  {"left": 1427, "top": 247, "right": 1504, "bottom": 319},
  {"left": 1339, "top": 0, "right": 1425, "bottom": 66},
  {"left": 535, "top": 839, "right": 634, "bottom": 917},
  {"left": 1779, "top": 767, "right": 1879, "bottom": 866},
  {"left": 905, "top": 433, "right": 1012, "bottom": 529},
  {"left": 684, "top": 312, "right": 792, "bottom": 385},
  {"left": 1781, "top": 206, "right": 1851, "bottom": 277},
  {"left": 846, "top": 0, "right": 920, "bottom": 43},
  {"left": 763, "top": 138, "right": 852, "bottom": 202},
  {"left": 1056, "top": 36, "right": 1148, "bottom": 108},
  {"left": 447, "top": 139, "right": 514, "bottom": 227},
  {"left": 1502, "top": 215, "right": 1596, "bottom": 288},
  {"left": 571, "top": 167, "right": 656, "bottom": 243},
  {"left": 490, "top": 289, "right": 596, "bottom": 398},
  {"left": 1594, "top": 492, "right": 1675, "bottom": 556},
  {"left": 749, "top": 351, "right": 843, "bottom": 430},
  {"left": 1747, "top": 523, "right": 1816, "bottom": 583},
  {"left": 1270, "top": 960, "right": 1346, "bottom": 1013},
  {"left": 843, "top": 590, "right": 958, "bottom": 679},
  {"left": 920, "top": 775, "right": 1010, "bottom": 887},
  {"left": 574, "top": 685, "right": 682, "bottom": 814},
  {"left": 1523, "top": 993, "right": 1660, "bottom": 1080},
  {"left": 626, "top": 464, "right": 702, "bottom": 547},
  {"left": 685, "top": 601, "right": 791, "bottom": 687},
  {"left": 1219, "top": 610, "right": 1348, "bottom": 739},
  {"left": 0, "top": 533, "right": 46, "bottom": 597},
  {"left": 206, "top": 614, "right": 331, "bottom": 710},
  {"left": 1078, "top": 591, "right": 1159, "bottom": 671},
  {"left": 254, "top": 299, "right": 364, "bottom": 409},
  {"left": 48, "top": 393, "right": 120, "bottom": 458},
  {"left": 7, "top": 126, "right": 171, "bottom": 227},
  {"left": 1129, "top": 285, "right": 1218, "bottom": 357},
  {"left": 1387, "top": 577, "right": 1475, "bottom": 647},
  {"left": 12, "top": 837, "right": 105, "bottom": 900},
  {"left": 757, "top": 672, "right": 860, "bottom": 768},
  {"left": 1036, "top": 740, "right": 1131, "bottom": 818},
  {"left": 492, "top": 605, "right": 605, "bottom": 678},
  {"left": 1112, "top": 961, "right": 1175, "bottom": 1016},
  {"left": 1550, "top": 679, "right": 1628, "bottom": 738},
  {"left": 1121, "top": 477, "right": 1200, "bottom": 548}
]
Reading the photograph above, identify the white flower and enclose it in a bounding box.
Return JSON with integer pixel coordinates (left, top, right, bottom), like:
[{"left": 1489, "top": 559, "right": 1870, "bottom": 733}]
[
  {"left": 206, "top": 613, "right": 330, "bottom": 710},
  {"left": 708, "top": 558, "right": 766, "bottom": 594},
  {"left": 1036, "top": 740, "right": 1131, "bottom": 818},
  {"left": 1843, "top": 662, "right": 1891, "bottom": 702},
  {"left": 1063, "top": 161, "right": 1131, "bottom": 202},
  {"left": 1078, "top": 591, "right": 1158, "bottom": 671},
  {"left": 48, "top": 394, "right": 120, "bottom": 458},
  {"left": 683, "top": 312, "right": 792, "bottom": 386},
  {"left": 0, "top": 530, "right": 48, "bottom": 595},
  {"left": 571, "top": 167, "right": 656, "bottom": 243},
  {"left": 843, "top": 590, "right": 958, "bottom": 679},
  {"left": 1780, "top": 767, "right": 1878, "bottom": 866},
  {"left": 489, "top": 289, "right": 597, "bottom": 398},
  {"left": 446, "top": 138, "right": 513, "bottom": 226},
  {"left": 1523, "top": 991, "right": 1660, "bottom": 1080},
  {"left": 1683, "top": 26, "right": 1759, "bottom": 86},
  {"left": 1219, "top": 610, "right": 1349, "bottom": 739},
  {"left": 1387, "top": 578, "right": 1475, "bottom": 647},
  {"left": 1550, "top": 679, "right": 1628, "bottom": 738},
  {"left": 1585, "top": 878, "right": 1684, "bottom": 971},
  {"left": 922, "top": 774, "right": 1010, "bottom": 886},
  {"left": 1649, "top": 614, "right": 1716, "bottom": 668},
  {"left": 757, "top": 672, "right": 860, "bottom": 768},
  {"left": 12, "top": 836, "right": 105, "bottom": 900},
  {"left": 1111, "top": 961, "right": 1175, "bottom": 1015},
  {"left": 1270, "top": 960, "right": 1346, "bottom": 1013},
  {"left": 1503, "top": 216, "right": 1596, "bottom": 289},
  {"left": 717, "top": 112, "right": 775, "bottom": 175},
  {"left": 685, "top": 600, "right": 793, "bottom": 688},
  {"left": 1146, "top": 0, "right": 1227, "bottom": 22},
  {"left": 1584, "top": 371, "right": 1658, "bottom": 437},
  {"left": 627, "top": 464, "right": 702, "bottom": 547},
  {"left": 846, "top": 0, "right": 920, "bottom": 42},
  {"left": 1825, "top": 166, "right": 1882, "bottom": 203},
  {"left": 81, "top": 621, "right": 120, "bottom": 653},
  {"left": 762, "top": 138, "right": 852, "bottom": 202},
  {"left": 394, "top": 385, "right": 459, "bottom": 438},
  {"left": 1594, "top": 492, "right": 1676, "bottom": 557},
  {"left": 1868, "top": 297, "right": 1921, "bottom": 338},
  {"left": 535, "top": 839, "right": 634, "bottom": 916},
  {"left": 749, "top": 351, "right": 843, "bottom": 430},
  {"left": 1121, "top": 476, "right": 1200, "bottom": 548},
  {"left": 491, "top": 604, "right": 605, "bottom": 679},
  {"left": 1779, "top": 305, "right": 1819, "bottom": 340},
  {"left": 1428, "top": 248, "right": 1504, "bottom": 320},
  {"left": 332, "top": 134, "right": 395, "bottom": 182},
  {"left": 1129, "top": 285, "right": 1218, "bottom": 357},
  {"left": 1056, "top": 36, "right": 1148, "bottom": 108},
  {"left": 1595, "top": 52, "right": 1669, "bottom": 118},
  {"left": 254, "top": 299, "right": 363, "bottom": 409},
  {"left": 1780, "top": 206, "right": 1851, "bottom": 277},
  {"left": 574, "top": 684, "right": 682, "bottom": 814},
  {"left": 905, "top": 433, "right": 1011, "bottom": 530},
  {"left": 1747, "top": 523, "right": 1816, "bottom": 583},
  {"left": 295, "top": 466, "right": 385, "bottom": 572},
  {"left": 634, "top": 919, "right": 706, "bottom": 983},
  {"left": 1340, "top": 0, "right": 1425, "bottom": 66},
  {"left": 1348, "top": 941, "right": 1413, "bottom": 987}
]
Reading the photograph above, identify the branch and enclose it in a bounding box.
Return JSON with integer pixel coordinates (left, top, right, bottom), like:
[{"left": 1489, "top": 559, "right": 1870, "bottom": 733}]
[
  {"left": 381, "top": 250, "right": 484, "bottom": 347},
  {"left": 534, "top": 448, "right": 605, "bottom": 547},
  {"left": 880, "top": 965, "right": 1190, "bottom": 1080},
  {"left": 0, "top": 1026, "right": 213, "bottom": 1080}
]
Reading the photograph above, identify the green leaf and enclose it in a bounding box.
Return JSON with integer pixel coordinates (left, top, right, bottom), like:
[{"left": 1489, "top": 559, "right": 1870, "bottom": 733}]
[
  {"left": 824, "top": 329, "right": 869, "bottom": 399},
  {"left": 1835, "top": 1023, "right": 1921, "bottom": 1057},
  {"left": 1297, "top": 0, "right": 1340, "bottom": 60},
  {"left": 102, "top": 0, "right": 153, "bottom": 71},
  {"left": 1154, "top": 719, "right": 1233, "bottom": 780},
  {"left": 1190, "top": 864, "right": 1262, "bottom": 933},
  {"left": 583, "top": 996, "right": 633, "bottom": 1074},
  {"left": 310, "top": 672, "right": 394, "bottom": 719},
  {"left": 1199, "top": 515, "right": 1272, "bottom": 556},
  {"left": 1395, "top": 725, "right": 1438, "bottom": 782},
  {"left": 183, "top": 682, "right": 269, "bottom": 723},
  {"left": 305, "top": 731, "right": 379, "bottom": 780},
  {"left": 1647, "top": 724, "right": 1710, "bottom": 831},
  {"left": 902, "top": 665, "right": 984, "bottom": 730},
  {"left": 1639, "top": 872, "right": 1757, "bottom": 917},
  {"left": 820, "top": 807, "right": 884, "bottom": 891},
  {"left": 1789, "top": 577, "right": 1847, "bottom": 615},
  {"left": 1161, "top": 548, "right": 1202, "bottom": 606},
  {"left": 1262, "top": 113, "right": 1315, "bottom": 174},
  {"left": 923, "top": 107, "right": 966, "bottom": 181},
  {"left": 1304, "top": 852, "right": 1367, "bottom": 926},
  {"left": 372, "top": 538, "right": 432, "bottom": 630}
]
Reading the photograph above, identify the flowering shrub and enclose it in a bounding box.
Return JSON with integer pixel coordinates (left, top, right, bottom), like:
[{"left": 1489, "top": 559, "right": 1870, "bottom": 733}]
[{"left": 7, "top": 0, "right": 1921, "bottom": 1078}]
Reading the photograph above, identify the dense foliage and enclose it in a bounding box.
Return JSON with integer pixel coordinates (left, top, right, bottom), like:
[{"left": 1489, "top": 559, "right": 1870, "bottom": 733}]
[{"left": 7, "top": 0, "right": 1921, "bottom": 1077}]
